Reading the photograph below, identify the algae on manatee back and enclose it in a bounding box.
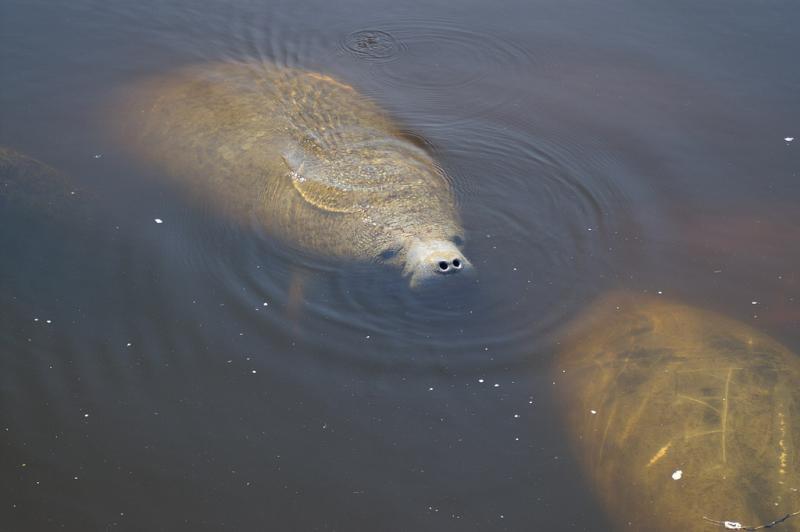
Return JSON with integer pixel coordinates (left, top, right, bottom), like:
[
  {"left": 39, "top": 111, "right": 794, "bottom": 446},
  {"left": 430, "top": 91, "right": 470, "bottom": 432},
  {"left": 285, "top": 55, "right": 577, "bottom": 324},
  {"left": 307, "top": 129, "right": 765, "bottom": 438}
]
[
  {"left": 113, "top": 61, "right": 472, "bottom": 287},
  {"left": 554, "top": 293, "right": 800, "bottom": 531}
]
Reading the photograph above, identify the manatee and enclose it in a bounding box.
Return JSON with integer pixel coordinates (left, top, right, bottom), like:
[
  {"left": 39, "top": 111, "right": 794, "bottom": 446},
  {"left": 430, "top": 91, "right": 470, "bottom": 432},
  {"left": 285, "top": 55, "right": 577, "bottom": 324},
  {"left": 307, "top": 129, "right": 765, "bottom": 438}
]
[
  {"left": 0, "top": 147, "right": 100, "bottom": 305},
  {"left": 0, "top": 147, "right": 88, "bottom": 218},
  {"left": 113, "top": 61, "right": 472, "bottom": 287},
  {"left": 554, "top": 293, "right": 800, "bottom": 531}
]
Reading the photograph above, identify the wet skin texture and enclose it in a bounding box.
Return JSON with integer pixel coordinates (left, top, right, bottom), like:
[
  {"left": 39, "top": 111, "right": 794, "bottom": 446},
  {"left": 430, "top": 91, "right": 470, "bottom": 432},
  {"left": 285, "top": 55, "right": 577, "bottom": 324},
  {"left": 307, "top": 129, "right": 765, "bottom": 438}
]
[{"left": 114, "top": 61, "right": 471, "bottom": 287}]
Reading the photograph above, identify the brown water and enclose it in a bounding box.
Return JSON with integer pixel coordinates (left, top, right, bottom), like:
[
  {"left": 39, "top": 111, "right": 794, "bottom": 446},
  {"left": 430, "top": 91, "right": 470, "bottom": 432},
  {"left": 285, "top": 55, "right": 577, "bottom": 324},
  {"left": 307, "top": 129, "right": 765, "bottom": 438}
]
[{"left": 1, "top": 0, "right": 798, "bottom": 530}]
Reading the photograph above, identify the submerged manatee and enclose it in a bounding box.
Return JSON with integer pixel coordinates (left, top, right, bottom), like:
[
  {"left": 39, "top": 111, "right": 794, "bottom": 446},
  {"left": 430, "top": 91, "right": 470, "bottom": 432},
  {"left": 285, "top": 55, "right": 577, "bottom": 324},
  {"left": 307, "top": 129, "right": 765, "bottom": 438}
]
[
  {"left": 0, "top": 147, "right": 85, "bottom": 215},
  {"left": 554, "top": 293, "right": 800, "bottom": 532},
  {"left": 0, "top": 147, "right": 100, "bottom": 303},
  {"left": 114, "top": 61, "right": 471, "bottom": 287}
]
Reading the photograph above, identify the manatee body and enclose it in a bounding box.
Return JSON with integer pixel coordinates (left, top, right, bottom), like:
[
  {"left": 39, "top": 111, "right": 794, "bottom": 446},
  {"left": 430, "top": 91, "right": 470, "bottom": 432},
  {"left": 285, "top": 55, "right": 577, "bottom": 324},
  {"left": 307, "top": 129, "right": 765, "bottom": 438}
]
[
  {"left": 114, "top": 61, "right": 471, "bottom": 287},
  {"left": 0, "top": 147, "right": 88, "bottom": 218},
  {"left": 555, "top": 293, "right": 800, "bottom": 531},
  {"left": 0, "top": 147, "right": 101, "bottom": 301}
]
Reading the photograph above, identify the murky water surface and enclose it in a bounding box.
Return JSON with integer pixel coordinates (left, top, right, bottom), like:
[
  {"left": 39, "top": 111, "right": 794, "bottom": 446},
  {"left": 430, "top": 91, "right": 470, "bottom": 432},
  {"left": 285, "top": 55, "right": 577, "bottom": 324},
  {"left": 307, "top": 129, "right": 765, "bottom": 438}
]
[{"left": 1, "top": 0, "right": 798, "bottom": 529}]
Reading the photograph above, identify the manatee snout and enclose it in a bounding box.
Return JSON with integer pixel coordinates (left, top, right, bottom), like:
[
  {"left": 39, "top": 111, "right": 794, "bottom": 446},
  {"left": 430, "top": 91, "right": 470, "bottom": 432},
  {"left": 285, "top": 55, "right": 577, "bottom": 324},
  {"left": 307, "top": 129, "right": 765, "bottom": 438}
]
[{"left": 404, "top": 239, "right": 473, "bottom": 288}]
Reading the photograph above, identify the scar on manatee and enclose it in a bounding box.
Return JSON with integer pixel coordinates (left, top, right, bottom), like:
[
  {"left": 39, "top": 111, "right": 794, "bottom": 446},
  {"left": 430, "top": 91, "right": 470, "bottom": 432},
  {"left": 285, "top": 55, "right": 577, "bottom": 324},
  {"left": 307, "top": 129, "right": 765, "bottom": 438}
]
[
  {"left": 597, "top": 404, "right": 616, "bottom": 464},
  {"left": 306, "top": 72, "right": 356, "bottom": 92},
  {"left": 720, "top": 367, "right": 734, "bottom": 464},
  {"left": 646, "top": 442, "right": 672, "bottom": 467},
  {"left": 676, "top": 394, "right": 719, "bottom": 413},
  {"left": 778, "top": 409, "right": 788, "bottom": 476}
]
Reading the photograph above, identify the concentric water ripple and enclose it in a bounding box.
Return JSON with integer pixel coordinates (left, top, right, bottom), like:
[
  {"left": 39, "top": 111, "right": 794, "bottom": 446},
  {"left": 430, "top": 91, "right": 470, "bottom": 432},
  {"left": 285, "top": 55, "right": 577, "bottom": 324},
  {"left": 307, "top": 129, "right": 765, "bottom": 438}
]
[
  {"left": 181, "top": 117, "right": 642, "bottom": 373},
  {"left": 341, "top": 18, "right": 535, "bottom": 124},
  {"left": 341, "top": 30, "right": 404, "bottom": 63}
]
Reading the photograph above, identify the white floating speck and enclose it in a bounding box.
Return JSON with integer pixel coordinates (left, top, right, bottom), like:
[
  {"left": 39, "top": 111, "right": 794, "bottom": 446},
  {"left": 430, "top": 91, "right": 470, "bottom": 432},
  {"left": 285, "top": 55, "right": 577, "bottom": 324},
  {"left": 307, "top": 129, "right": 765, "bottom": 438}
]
[
  {"left": 45, "top": 320, "right": 52, "bottom": 324},
  {"left": 478, "top": 378, "right": 484, "bottom": 383},
  {"left": 657, "top": 291, "right": 663, "bottom": 295},
  {"left": 751, "top": 301, "right": 758, "bottom": 305},
  {"left": 513, "top": 414, "right": 520, "bottom": 418},
  {"left": 672, "top": 469, "right": 683, "bottom": 480},
  {"left": 590, "top": 409, "right": 597, "bottom": 415},
  {"left": 251, "top": 370, "right": 257, "bottom": 374},
  {"left": 262, "top": 302, "right": 268, "bottom": 307},
  {"left": 785, "top": 137, "right": 794, "bottom": 142},
  {"left": 126, "top": 343, "right": 132, "bottom": 347},
  {"left": 83, "top": 414, "right": 89, "bottom": 418},
  {"left": 154, "top": 218, "right": 163, "bottom": 224},
  {"left": 428, "top": 387, "right": 434, "bottom": 391},
  {"left": 93, "top": 154, "right": 102, "bottom": 159},
  {"left": 493, "top": 383, "right": 500, "bottom": 388}
]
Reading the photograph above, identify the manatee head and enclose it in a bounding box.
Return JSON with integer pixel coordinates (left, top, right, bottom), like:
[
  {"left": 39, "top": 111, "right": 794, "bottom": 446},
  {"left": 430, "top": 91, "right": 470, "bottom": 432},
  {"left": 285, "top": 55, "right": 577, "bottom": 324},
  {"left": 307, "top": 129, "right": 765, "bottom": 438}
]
[
  {"left": 375, "top": 233, "right": 471, "bottom": 289},
  {"left": 363, "top": 168, "right": 473, "bottom": 289},
  {"left": 403, "top": 238, "right": 473, "bottom": 288}
]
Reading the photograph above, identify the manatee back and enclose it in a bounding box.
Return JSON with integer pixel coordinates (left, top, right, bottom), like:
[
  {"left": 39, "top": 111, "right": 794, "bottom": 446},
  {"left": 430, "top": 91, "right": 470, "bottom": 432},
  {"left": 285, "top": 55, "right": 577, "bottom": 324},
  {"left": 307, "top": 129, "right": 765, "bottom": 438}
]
[
  {"left": 113, "top": 62, "right": 396, "bottom": 216},
  {"left": 555, "top": 293, "right": 800, "bottom": 531},
  {"left": 112, "top": 61, "right": 459, "bottom": 260}
]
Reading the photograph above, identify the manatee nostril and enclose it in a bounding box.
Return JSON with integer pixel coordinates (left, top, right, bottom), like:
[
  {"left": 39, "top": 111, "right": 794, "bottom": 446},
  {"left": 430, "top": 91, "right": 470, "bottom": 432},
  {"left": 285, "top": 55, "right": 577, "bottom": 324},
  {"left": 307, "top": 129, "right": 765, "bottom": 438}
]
[
  {"left": 452, "top": 259, "right": 461, "bottom": 268},
  {"left": 438, "top": 260, "right": 449, "bottom": 271}
]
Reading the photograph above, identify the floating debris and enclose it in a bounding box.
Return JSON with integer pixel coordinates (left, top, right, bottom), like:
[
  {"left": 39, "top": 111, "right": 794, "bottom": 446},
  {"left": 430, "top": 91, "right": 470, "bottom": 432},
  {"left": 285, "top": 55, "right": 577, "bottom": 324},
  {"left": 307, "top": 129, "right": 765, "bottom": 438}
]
[{"left": 703, "top": 509, "right": 800, "bottom": 530}]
